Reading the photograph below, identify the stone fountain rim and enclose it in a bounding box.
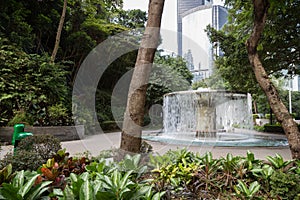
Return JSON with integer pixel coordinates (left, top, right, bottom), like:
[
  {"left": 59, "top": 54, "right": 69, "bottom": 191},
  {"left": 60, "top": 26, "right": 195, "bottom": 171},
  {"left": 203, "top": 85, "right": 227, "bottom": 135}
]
[{"left": 164, "top": 89, "right": 248, "bottom": 97}]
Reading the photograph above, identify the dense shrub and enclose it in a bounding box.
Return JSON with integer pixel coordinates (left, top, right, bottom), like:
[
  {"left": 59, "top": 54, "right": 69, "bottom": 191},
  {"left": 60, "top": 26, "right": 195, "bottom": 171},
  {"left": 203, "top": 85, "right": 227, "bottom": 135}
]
[
  {"left": 17, "top": 134, "right": 61, "bottom": 160},
  {"left": 0, "top": 134, "right": 61, "bottom": 171},
  {"left": 0, "top": 150, "right": 45, "bottom": 171},
  {"left": 252, "top": 114, "right": 260, "bottom": 121},
  {"left": 263, "top": 124, "right": 284, "bottom": 133},
  {"left": 270, "top": 171, "right": 300, "bottom": 199},
  {"left": 100, "top": 121, "right": 121, "bottom": 131},
  {"left": 263, "top": 124, "right": 300, "bottom": 134},
  {"left": 0, "top": 40, "right": 71, "bottom": 126}
]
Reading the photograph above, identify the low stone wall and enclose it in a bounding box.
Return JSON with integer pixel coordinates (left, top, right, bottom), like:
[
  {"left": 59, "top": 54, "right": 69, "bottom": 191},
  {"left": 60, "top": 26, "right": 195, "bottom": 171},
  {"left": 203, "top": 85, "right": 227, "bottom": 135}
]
[{"left": 0, "top": 125, "right": 84, "bottom": 144}]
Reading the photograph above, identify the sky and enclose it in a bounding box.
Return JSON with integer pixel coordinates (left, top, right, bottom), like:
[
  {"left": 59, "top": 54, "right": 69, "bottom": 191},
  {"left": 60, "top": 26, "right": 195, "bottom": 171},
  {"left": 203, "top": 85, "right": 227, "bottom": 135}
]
[
  {"left": 122, "top": 0, "right": 148, "bottom": 11},
  {"left": 122, "top": 0, "right": 225, "bottom": 11}
]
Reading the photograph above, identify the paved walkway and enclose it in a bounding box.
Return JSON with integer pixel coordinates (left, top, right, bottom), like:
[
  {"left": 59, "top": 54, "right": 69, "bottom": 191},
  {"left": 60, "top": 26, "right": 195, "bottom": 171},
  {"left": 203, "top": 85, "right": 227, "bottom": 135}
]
[{"left": 1, "top": 131, "right": 292, "bottom": 160}]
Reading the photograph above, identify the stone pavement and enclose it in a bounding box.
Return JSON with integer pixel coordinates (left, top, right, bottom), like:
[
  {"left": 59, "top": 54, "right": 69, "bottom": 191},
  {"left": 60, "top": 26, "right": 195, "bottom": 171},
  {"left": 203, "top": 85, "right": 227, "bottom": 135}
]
[{"left": 1, "top": 131, "right": 292, "bottom": 160}]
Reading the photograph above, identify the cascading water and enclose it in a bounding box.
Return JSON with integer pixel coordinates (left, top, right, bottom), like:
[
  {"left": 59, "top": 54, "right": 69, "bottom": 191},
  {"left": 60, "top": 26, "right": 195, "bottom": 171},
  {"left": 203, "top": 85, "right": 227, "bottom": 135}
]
[
  {"left": 163, "top": 89, "right": 253, "bottom": 138},
  {"left": 143, "top": 88, "right": 288, "bottom": 146}
]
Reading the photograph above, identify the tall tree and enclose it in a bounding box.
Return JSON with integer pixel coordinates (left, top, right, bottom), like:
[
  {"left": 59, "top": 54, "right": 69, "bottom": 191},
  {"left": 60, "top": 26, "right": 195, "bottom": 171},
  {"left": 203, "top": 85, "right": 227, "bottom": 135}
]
[
  {"left": 51, "top": 0, "right": 67, "bottom": 63},
  {"left": 246, "top": 0, "right": 300, "bottom": 159},
  {"left": 120, "top": 0, "right": 165, "bottom": 153}
]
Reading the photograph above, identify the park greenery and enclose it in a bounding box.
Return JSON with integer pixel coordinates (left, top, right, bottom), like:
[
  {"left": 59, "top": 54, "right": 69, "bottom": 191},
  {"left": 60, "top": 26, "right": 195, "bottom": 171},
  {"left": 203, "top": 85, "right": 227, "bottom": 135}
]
[
  {"left": 196, "top": 0, "right": 300, "bottom": 117},
  {"left": 1, "top": 0, "right": 298, "bottom": 131},
  {"left": 0, "top": 0, "right": 192, "bottom": 128},
  {"left": 0, "top": 135, "right": 299, "bottom": 199},
  {"left": 1, "top": 0, "right": 300, "bottom": 197}
]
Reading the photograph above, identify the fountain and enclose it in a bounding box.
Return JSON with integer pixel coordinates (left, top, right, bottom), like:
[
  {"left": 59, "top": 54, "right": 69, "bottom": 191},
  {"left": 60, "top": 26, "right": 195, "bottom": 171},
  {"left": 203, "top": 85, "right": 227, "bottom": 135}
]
[{"left": 143, "top": 88, "right": 288, "bottom": 147}]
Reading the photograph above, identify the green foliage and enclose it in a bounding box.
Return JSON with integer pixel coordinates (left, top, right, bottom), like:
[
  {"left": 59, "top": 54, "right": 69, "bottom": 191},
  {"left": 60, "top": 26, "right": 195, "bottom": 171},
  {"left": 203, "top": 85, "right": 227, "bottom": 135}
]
[
  {"left": 0, "top": 0, "right": 148, "bottom": 126},
  {"left": 270, "top": 171, "right": 300, "bottom": 199},
  {"left": 117, "top": 154, "right": 148, "bottom": 179},
  {"left": 0, "top": 164, "right": 13, "bottom": 186},
  {"left": 1, "top": 149, "right": 300, "bottom": 199},
  {"left": 0, "top": 135, "right": 61, "bottom": 171},
  {"left": 39, "top": 148, "right": 90, "bottom": 191},
  {"left": 7, "top": 110, "right": 34, "bottom": 127},
  {"left": 266, "top": 154, "right": 292, "bottom": 170},
  {"left": 252, "top": 114, "right": 260, "bottom": 121},
  {"left": 206, "top": 0, "right": 300, "bottom": 111},
  {"left": 0, "top": 170, "right": 52, "bottom": 200},
  {"left": 0, "top": 39, "right": 70, "bottom": 126},
  {"left": 263, "top": 124, "right": 284, "bottom": 133},
  {"left": 191, "top": 79, "right": 209, "bottom": 90},
  {"left": 47, "top": 104, "right": 72, "bottom": 126},
  {"left": 146, "top": 52, "right": 193, "bottom": 107},
  {"left": 0, "top": 150, "right": 46, "bottom": 172},
  {"left": 234, "top": 180, "right": 261, "bottom": 200},
  {"left": 113, "top": 9, "right": 147, "bottom": 29},
  {"left": 17, "top": 135, "right": 61, "bottom": 161}
]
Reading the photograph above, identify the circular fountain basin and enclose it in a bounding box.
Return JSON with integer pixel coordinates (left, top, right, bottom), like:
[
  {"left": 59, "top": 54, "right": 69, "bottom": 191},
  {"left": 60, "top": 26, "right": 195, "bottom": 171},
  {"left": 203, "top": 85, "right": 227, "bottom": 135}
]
[
  {"left": 158, "top": 89, "right": 288, "bottom": 147},
  {"left": 143, "top": 131, "right": 288, "bottom": 147}
]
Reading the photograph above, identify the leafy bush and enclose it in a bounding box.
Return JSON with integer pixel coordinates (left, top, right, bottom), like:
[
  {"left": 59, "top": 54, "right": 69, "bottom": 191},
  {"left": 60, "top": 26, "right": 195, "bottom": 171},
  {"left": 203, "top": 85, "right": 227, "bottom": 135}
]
[
  {"left": 17, "top": 134, "right": 61, "bottom": 161},
  {"left": 253, "top": 125, "right": 265, "bottom": 132},
  {"left": 47, "top": 104, "right": 73, "bottom": 126},
  {"left": 38, "top": 149, "right": 90, "bottom": 191},
  {"left": 0, "top": 39, "right": 70, "bottom": 126},
  {"left": 0, "top": 150, "right": 46, "bottom": 172},
  {"left": 263, "top": 124, "right": 284, "bottom": 133},
  {"left": 7, "top": 110, "right": 34, "bottom": 126},
  {"left": 252, "top": 114, "right": 260, "bottom": 121},
  {"left": 100, "top": 121, "right": 121, "bottom": 131},
  {"left": 270, "top": 171, "right": 300, "bottom": 199},
  {"left": 0, "top": 170, "right": 52, "bottom": 199},
  {"left": 1, "top": 149, "right": 300, "bottom": 199},
  {"left": 0, "top": 134, "right": 61, "bottom": 171}
]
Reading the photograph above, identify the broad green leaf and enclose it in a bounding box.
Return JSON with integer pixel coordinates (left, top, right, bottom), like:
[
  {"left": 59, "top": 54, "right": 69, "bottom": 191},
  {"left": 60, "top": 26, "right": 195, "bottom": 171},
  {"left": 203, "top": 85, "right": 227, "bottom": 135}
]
[
  {"left": 112, "top": 170, "right": 119, "bottom": 188},
  {"left": 70, "top": 173, "right": 78, "bottom": 183},
  {"left": 79, "top": 181, "right": 94, "bottom": 200},
  {"left": 152, "top": 191, "right": 165, "bottom": 200},
  {"left": 119, "top": 170, "right": 133, "bottom": 189},
  {"left": 13, "top": 170, "right": 24, "bottom": 189},
  {"left": 0, "top": 183, "right": 21, "bottom": 199},
  {"left": 52, "top": 188, "right": 64, "bottom": 196},
  {"left": 79, "top": 172, "right": 89, "bottom": 182},
  {"left": 92, "top": 180, "right": 102, "bottom": 195},
  {"left": 18, "top": 174, "right": 40, "bottom": 197},
  {"left": 237, "top": 180, "right": 249, "bottom": 195},
  {"left": 26, "top": 180, "right": 52, "bottom": 200},
  {"left": 249, "top": 181, "right": 260, "bottom": 196},
  {"left": 63, "top": 185, "right": 75, "bottom": 200},
  {"left": 133, "top": 154, "right": 141, "bottom": 167}
]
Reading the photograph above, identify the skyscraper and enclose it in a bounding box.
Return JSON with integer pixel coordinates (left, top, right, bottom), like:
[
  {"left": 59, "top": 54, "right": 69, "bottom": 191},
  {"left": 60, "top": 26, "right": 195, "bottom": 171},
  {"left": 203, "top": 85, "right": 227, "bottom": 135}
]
[
  {"left": 174, "top": 0, "right": 228, "bottom": 81},
  {"left": 177, "top": 0, "right": 208, "bottom": 56}
]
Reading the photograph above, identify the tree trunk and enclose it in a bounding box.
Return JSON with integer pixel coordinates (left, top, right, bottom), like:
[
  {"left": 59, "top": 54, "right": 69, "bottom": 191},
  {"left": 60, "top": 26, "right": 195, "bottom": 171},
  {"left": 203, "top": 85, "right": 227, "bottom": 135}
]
[
  {"left": 51, "top": 0, "right": 67, "bottom": 63},
  {"left": 120, "top": 0, "right": 165, "bottom": 153},
  {"left": 246, "top": 0, "right": 300, "bottom": 159}
]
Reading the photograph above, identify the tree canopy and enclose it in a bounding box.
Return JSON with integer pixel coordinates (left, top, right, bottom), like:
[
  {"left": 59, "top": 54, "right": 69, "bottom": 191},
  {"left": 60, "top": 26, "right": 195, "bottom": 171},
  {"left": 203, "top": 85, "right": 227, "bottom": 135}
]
[{"left": 206, "top": 0, "right": 300, "bottom": 97}]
